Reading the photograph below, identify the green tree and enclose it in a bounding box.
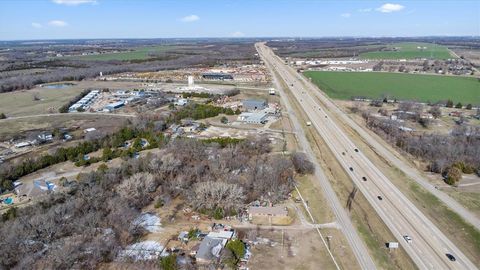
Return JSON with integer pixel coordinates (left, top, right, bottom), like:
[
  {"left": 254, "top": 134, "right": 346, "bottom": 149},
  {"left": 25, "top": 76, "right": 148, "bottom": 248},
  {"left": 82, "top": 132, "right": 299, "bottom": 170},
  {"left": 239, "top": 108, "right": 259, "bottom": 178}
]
[
  {"left": 2, "top": 207, "right": 17, "bottom": 221},
  {"left": 226, "top": 239, "right": 246, "bottom": 266},
  {"left": 159, "top": 254, "right": 177, "bottom": 270},
  {"left": 97, "top": 163, "right": 109, "bottom": 173},
  {"left": 0, "top": 113, "right": 6, "bottom": 119},
  {"left": 102, "top": 147, "right": 113, "bottom": 161},
  {"left": 446, "top": 99, "right": 454, "bottom": 108},
  {"left": 455, "top": 102, "right": 463, "bottom": 109}
]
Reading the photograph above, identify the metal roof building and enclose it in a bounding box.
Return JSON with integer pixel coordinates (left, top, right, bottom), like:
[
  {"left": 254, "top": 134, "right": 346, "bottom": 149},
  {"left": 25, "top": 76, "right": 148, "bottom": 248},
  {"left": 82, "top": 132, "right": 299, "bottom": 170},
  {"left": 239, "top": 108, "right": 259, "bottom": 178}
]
[{"left": 242, "top": 99, "right": 267, "bottom": 111}]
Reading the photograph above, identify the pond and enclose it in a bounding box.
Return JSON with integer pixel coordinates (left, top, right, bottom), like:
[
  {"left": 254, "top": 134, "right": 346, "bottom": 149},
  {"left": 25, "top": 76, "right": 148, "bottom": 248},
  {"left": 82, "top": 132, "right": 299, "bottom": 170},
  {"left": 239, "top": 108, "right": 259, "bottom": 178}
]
[{"left": 41, "top": 83, "right": 75, "bottom": 89}]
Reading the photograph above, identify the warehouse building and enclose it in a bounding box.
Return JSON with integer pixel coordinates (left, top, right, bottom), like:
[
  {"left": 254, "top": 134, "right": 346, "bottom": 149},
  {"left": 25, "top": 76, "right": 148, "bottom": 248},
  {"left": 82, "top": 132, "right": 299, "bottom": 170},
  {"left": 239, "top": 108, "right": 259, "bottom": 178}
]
[
  {"left": 242, "top": 99, "right": 267, "bottom": 111},
  {"left": 202, "top": 73, "right": 233, "bottom": 80},
  {"left": 237, "top": 112, "right": 269, "bottom": 124}
]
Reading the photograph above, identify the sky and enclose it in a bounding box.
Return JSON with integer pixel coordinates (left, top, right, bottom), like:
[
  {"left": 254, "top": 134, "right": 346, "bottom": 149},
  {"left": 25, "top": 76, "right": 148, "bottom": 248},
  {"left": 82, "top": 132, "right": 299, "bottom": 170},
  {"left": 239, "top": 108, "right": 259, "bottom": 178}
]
[{"left": 0, "top": 0, "right": 479, "bottom": 40}]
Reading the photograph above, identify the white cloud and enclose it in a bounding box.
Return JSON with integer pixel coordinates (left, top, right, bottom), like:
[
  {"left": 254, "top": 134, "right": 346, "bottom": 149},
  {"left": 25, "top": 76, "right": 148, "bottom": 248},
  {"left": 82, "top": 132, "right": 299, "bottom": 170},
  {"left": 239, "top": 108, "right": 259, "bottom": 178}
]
[
  {"left": 358, "top": 8, "right": 373, "bottom": 13},
  {"left": 376, "top": 3, "right": 405, "bottom": 13},
  {"left": 180, "top": 15, "right": 200, "bottom": 22},
  {"left": 341, "top": 13, "right": 351, "bottom": 18},
  {"left": 32, "top": 22, "right": 42, "bottom": 28},
  {"left": 48, "top": 20, "right": 68, "bottom": 27},
  {"left": 52, "top": 0, "right": 96, "bottom": 5},
  {"left": 230, "top": 31, "right": 245, "bottom": 37}
]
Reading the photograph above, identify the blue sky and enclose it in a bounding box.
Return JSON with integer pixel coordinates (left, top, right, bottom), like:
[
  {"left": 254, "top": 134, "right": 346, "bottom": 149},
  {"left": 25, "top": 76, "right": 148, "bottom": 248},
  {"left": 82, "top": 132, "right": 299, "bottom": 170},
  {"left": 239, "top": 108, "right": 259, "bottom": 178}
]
[{"left": 0, "top": 0, "right": 478, "bottom": 40}]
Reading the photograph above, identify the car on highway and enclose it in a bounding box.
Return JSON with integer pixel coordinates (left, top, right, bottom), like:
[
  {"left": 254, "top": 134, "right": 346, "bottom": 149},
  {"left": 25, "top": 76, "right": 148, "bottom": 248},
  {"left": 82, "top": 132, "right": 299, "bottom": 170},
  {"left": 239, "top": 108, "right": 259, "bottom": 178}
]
[
  {"left": 354, "top": 148, "right": 359, "bottom": 152},
  {"left": 362, "top": 176, "right": 367, "bottom": 181},
  {"left": 403, "top": 235, "right": 412, "bottom": 243},
  {"left": 377, "top": 195, "right": 383, "bottom": 200},
  {"left": 446, "top": 253, "right": 456, "bottom": 262},
  {"left": 349, "top": 167, "right": 354, "bottom": 171}
]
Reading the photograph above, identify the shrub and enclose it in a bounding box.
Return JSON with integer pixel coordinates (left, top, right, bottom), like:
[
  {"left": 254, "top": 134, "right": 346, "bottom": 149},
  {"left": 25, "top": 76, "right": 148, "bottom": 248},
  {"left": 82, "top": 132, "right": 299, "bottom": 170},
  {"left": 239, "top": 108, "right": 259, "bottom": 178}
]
[{"left": 445, "top": 167, "right": 462, "bottom": 186}]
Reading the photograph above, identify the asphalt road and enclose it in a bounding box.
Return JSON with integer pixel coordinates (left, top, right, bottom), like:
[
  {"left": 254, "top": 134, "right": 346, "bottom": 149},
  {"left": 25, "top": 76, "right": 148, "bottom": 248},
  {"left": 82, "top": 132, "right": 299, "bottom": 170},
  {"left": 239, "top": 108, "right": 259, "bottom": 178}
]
[
  {"left": 260, "top": 44, "right": 377, "bottom": 270},
  {"left": 256, "top": 42, "right": 478, "bottom": 270}
]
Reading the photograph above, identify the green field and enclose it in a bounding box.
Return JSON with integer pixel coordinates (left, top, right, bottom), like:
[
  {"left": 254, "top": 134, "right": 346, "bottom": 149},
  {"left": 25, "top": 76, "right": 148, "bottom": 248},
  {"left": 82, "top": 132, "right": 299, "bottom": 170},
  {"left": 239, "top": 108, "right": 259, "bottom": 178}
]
[
  {"left": 72, "top": 45, "right": 175, "bottom": 61},
  {"left": 360, "top": 42, "right": 454, "bottom": 60},
  {"left": 304, "top": 71, "right": 480, "bottom": 104}
]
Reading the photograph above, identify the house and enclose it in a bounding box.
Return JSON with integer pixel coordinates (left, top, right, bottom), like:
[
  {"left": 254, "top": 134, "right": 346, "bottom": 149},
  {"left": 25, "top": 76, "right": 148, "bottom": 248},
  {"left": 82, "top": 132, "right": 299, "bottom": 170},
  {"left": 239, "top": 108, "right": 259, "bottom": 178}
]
[
  {"left": 207, "top": 230, "right": 234, "bottom": 240},
  {"left": 196, "top": 236, "right": 227, "bottom": 264},
  {"left": 242, "top": 99, "right": 267, "bottom": 111},
  {"left": 248, "top": 206, "right": 288, "bottom": 220}
]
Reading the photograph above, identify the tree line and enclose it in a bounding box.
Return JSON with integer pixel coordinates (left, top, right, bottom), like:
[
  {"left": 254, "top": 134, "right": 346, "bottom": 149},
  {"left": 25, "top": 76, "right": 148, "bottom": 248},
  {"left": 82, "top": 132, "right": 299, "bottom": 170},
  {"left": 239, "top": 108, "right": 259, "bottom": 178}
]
[
  {"left": 0, "top": 127, "right": 166, "bottom": 191},
  {"left": 362, "top": 112, "right": 480, "bottom": 185}
]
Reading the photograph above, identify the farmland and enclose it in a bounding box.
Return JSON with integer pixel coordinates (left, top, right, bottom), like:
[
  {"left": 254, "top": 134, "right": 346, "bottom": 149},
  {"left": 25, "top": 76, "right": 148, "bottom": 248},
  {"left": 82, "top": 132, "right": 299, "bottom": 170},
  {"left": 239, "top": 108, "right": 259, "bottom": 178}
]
[
  {"left": 303, "top": 71, "right": 480, "bottom": 104},
  {"left": 360, "top": 42, "right": 453, "bottom": 60}
]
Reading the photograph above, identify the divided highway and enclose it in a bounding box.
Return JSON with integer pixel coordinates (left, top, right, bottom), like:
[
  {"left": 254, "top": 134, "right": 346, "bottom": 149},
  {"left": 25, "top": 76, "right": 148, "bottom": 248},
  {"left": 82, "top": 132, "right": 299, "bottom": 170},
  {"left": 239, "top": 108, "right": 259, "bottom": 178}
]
[
  {"left": 265, "top": 46, "right": 376, "bottom": 269},
  {"left": 257, "top": 42, "right": 478, "bottom": 270}
]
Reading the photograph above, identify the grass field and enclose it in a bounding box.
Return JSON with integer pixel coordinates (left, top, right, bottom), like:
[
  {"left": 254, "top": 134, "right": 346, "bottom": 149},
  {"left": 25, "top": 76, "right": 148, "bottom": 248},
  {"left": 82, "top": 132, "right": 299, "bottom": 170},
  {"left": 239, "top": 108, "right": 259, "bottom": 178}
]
[
  {"left": 304, "top": 71, "right": 480, "bottom": 104},
  {"left": 0, "top": 84, "right": 85, "bottom": 117},
  {"left": 72, "top": 45, "right": 175, "bottom": 61},
  {"left": 360, "top": 42, "right": 453, "bottom": 60}
]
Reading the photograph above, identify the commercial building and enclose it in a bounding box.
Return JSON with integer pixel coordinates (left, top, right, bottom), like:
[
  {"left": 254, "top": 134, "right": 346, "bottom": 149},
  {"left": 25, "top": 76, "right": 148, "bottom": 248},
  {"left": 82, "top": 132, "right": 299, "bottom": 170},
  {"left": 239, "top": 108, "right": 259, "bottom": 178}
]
[
  {"left": 242, "top": 99, "right": 267, "bottom": 111},
  {"left": 237, "top": 112, "right": 269, "bottom": 124},
  {"left": 104, "top": 101, "right": 125, "bottom": 112},
  {"left": 202, "top": 73, "right": 233, "bottom": 80}
]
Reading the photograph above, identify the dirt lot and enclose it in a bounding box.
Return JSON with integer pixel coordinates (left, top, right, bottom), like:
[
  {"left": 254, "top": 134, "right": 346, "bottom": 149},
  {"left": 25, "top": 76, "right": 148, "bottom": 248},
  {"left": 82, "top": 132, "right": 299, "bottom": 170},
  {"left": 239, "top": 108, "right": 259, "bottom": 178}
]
[
  {"left": 247, "top": 229, "right": 340, "bottom": 270},
  {"left": 0, "top": 113, "right": 129, "bottom": 140}
]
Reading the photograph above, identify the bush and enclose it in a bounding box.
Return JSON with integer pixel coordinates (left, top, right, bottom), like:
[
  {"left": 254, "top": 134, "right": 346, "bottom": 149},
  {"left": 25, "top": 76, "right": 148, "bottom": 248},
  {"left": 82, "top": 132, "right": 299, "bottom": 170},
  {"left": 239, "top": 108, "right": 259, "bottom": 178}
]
[
  {"left": 220, "top": 116, "right": 228, "bottom": 124},
  {"left": 466, "top": 104, "right": 472, "bottom": 110},
  {"left": 291, "top": 152, "right": 315, "bottom": 174},
  {"left": 0, "top": 113, "right": 6, "bottom": 119},
  {"left": 213, "top": 207, "right": 224, "bottom": 220},
  {"left": 159, "top": 254, "right": 177, "bottom": 270},
  {"left": 455, "top": 102, "right": 463, "bottom": 109},
  {"left": 445, "top": 167, "right": 462, "bottom": 186}
]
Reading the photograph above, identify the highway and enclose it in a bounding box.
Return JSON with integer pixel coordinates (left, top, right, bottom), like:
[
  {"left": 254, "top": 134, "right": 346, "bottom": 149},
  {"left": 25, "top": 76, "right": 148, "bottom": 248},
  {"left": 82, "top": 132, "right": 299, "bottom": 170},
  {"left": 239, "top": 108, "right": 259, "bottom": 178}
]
[
  {"left": 256, "top": 42, "right": 478, "bottom": 270},
  {"left": 265, "top": 45, "right": 376, "bottom": 269}
]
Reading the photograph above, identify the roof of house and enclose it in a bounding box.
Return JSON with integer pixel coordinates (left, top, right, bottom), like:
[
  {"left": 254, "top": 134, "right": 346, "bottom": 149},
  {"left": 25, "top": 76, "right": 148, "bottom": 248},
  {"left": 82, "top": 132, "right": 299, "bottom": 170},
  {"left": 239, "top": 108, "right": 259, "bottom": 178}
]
[
  {"left": 207, "top": 231, "right": 234, "bottom": 240},
  {"left": 249, "top": 206, "right": 288, "bottom": 216},
  {"left": 196, "top": 236, "right": 226, "bottom": 262}
]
